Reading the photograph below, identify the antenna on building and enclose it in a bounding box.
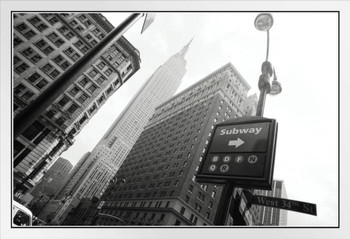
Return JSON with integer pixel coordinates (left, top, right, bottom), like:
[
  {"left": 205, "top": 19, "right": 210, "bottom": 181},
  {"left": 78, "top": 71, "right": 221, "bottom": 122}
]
[{"left": 179, "top": 37, "right": 194, "bottom": 57}]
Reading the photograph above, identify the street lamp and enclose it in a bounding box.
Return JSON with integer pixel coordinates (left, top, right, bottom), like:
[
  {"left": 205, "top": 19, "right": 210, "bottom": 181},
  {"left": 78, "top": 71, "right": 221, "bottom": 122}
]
[
  {"left": 254, "top": 13, "right": 282, "bottom": 117},
  {"left": 214, "top": 13, "right": 283, "bottom": 226}
]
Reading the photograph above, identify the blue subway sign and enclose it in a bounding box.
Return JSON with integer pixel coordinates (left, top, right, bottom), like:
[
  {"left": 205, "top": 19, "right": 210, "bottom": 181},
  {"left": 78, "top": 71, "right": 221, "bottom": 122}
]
[{"left": 196, "top": 116, "right": 278, "bottom": 190}]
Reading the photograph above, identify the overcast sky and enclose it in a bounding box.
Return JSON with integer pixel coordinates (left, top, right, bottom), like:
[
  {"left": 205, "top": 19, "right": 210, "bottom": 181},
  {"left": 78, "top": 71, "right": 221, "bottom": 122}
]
[{"left": 59, "top": 12, "right": 338, "bottom": 227}]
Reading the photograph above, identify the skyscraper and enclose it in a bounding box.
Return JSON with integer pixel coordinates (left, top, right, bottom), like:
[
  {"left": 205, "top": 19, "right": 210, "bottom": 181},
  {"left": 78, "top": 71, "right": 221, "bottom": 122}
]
[
  {"left": 54, "top": 40, "right": 192, "bottom": 201},
  {"left": 94, "top": 63, "right": 257, "bottom": 226},
  {"left": 27, "top": 157, "right": 72, "bottom": 215},
  {"left": 30, "top": 157, "right": 73, "bottom": 198},
  {"left": 13, "top": 13, "right": 140, "bottom": 196}
]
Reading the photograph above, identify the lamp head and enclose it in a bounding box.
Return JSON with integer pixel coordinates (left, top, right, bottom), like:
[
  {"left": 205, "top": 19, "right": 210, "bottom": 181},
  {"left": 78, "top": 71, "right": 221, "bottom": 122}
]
[
  {"left": 254, "top": 13, "right": 274, "bottom": 31},
  {"left": 270, "top": 79, "right": 282, "bottom": 95}
]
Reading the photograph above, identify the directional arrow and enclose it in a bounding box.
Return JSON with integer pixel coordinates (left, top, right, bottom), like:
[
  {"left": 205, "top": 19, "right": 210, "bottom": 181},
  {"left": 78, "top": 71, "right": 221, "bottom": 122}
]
[{"left": 228, "top": 138, "right": 245, "bottom": 148}]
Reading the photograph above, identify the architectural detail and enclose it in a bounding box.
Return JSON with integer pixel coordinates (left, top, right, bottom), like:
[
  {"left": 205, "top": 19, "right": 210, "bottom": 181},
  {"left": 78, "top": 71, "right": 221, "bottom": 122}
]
[{"left": 13, "top": 13, "right": 140, "bottom": 196}]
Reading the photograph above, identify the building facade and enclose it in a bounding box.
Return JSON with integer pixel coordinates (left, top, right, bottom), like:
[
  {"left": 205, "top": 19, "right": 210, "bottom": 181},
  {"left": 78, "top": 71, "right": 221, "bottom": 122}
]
[
  {"left": 29, "top": 157, "right": 72, "bottom": 199},
  {"left": 61, "top": 197, "right": 100, "bottom": 225},
  {"left": 94, "top": 63, "right": 257, "bottom": 226},
  {"left": 250, "top": 180, "right": 288, "bottom": 225},
  {"left": 53, "top": 40, "right": 192, "bottom": 202},
  {"left": 13, "top": 13, "right": 140, "bottom": 195}
]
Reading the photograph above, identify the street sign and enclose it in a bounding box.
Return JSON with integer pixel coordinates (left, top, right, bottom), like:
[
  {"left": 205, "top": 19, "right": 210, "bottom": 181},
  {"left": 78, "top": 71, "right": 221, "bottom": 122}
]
[
  {"left": 196, "top": 116, "right": 278, "bottom": 190},
  {"left": 251, "top": 195, "right": 317, "bottom": 216}
]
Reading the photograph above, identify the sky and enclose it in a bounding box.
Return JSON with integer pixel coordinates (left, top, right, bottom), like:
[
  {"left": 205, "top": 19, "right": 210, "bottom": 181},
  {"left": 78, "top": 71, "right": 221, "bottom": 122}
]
[{"left": 59, "top": 12, "right": 339, "bottom": 227}]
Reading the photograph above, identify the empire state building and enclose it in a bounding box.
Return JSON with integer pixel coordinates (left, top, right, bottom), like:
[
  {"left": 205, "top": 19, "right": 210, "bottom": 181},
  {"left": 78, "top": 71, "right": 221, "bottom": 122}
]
[{"left": 55, "top": 39, "right": 193, "bottom": 200}]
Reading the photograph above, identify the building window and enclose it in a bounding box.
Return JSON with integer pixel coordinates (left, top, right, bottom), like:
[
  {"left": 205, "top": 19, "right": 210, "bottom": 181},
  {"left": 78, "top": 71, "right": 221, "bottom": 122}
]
[
  {"left": 79, "top": 115, "right": 87, "bottom": 124},
  {"left": 87, "top": 84, "right": 97, "bottom": 94},
  {"left": 74, "top": 40, "right": 89, "bottom": 53},
  {"left": 28, "top": 16, "right": 48, "bottom": 32},
  {"left": 35, "top": 39, "right": 52, "bottom": 55},
  {"left": 89, "top": 69, "right": 98, "bottom": 78},
  {"left": 42, "top": 63, "right": 53, "bottom": 73},
  {"left": 85, "top": 33, "right": 92, "bottom": 40},
  {"left": 104, "top": 68, "right": 113, "bottom": 76},
  {"left": 58, "top": 26, "right": 74, "bottom": 40},
  {"left": 41, "top": 14, "right": 59, "bottom": 25},
  {"left": 64, "top": 47, "right": 80, "bottom": 61},
  {"left": 96, "top": 76, "right": 106, "bottom": 85},
  {"left": 47, "top": 32, "right": 65, "bottom": 47},
  {"left": 53, "top": 54, "right": 71, "bottom": 70},
  {"left": 91, "top": 40, "right": 97, "bottom": 46},
  {"left": 27, "top": 72, "right": 48, "bottom": 89},
  {"left": 41, "top": 63, "right": 59, "bottom": 79},
  {"left": 180, "top": 207, "right": 185, "bottom": 215},
  {"left": 14, "top": 62, "right": 29, "bottom": 75},
  {"left": 67, "top": 103, "right": 78, "bottom": 114},
  {"left": 21, "top": 47, "right": 42, "bottom": 63},
  {"left": 14, "top": 84, "right": 34, "bottom": 101},
  {"left": 106, "top": 86, "right": 113, "bottom": 95},
  {"left": 45, "top": 109, "right": 57, "bottom": 118},
  {"left": 55, "top": 116, "right": 66, "bottom": 126},
  {"left": 70, "top": 20, "right": 78, "bottom": 27},
  {"left": 92, "top": 28, "right": 100, "bottom": 35},
  {"left": 13, "top": 35, "right": 23, "bottom": 47},
  {"left": 78, "top": 14, "right": 87, "bottom": 21},
  {"left": 88, "top": 104, "right": 97, "bottom": 114},
  {"left": 22, "top": 120, "right": 45, "bottom": 141},
  {"left": 15, "top": 23, "right": 36, "bottom": 39},
  {"left": 97, "top": 61, "right": 106, "bottom": 70},
  {"left": 79, "top": 77, "right": 89, "bottom": 87},
  {"left": 57, "top": 95, "right": 69, "bottom": 107},
  {"left": 77, "top": 93, "right": 88, "bottom": 104},
  {"left": 14, "top": 56, "right": 21, "bottom": 65},
  {"left": 49, "top": 69, "right": 60, "bottom": 79}
]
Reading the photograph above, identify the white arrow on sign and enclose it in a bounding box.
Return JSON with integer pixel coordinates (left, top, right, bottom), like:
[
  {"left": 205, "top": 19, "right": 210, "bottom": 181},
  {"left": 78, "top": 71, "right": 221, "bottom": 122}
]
[{"left": 228, "top": 138, "right": 245, "bottom": 148}]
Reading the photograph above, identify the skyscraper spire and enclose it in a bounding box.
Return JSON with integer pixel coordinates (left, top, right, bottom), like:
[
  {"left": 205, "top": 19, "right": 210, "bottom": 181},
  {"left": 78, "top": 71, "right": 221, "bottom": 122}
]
[{"left": 179, "top": 37, "right": 194, "bottom": 57}]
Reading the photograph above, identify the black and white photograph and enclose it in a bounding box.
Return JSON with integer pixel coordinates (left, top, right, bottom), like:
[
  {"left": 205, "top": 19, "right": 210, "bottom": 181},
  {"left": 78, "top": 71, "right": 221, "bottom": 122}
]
[{"left": 1, "top": 1, "right": 349, "bottom": 239}]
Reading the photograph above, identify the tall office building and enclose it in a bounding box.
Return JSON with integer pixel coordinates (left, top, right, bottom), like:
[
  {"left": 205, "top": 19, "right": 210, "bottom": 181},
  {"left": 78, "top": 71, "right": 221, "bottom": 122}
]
[
  {"left": 54, "top": 40, "right": 192, "bottom": 201},
  {"left": 250, "top": 180, "right": 288, "bottom": 225},
  {"left": 13, "top": 13, "right": 140, "bottom": 196},
  {"left": 94, "top": 63, "right": 257, "bottom": 226},
  {"left": 30, "top": 157, "right": 73, "bottom": 198},
  {"left": 27, "top": 157, "right": 72, "bottom": 215}
]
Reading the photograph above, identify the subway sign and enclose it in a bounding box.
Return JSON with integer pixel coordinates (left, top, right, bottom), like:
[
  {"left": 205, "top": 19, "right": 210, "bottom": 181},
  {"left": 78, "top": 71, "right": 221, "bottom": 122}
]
[{"left": 196, "top": 116, "right": 278, "bottom": 190}]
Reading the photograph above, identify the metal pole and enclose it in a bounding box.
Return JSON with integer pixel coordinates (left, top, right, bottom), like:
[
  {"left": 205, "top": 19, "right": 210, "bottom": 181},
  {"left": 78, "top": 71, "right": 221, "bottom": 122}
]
[
  {"left": 256, "top": 87, "right": 268, "bottom": 117},
  {"left": 213, "top": 182, "right": 235, "bottom": 225},
  {"left": 14, "top": 13, "right": 143, "bottom": 139}
]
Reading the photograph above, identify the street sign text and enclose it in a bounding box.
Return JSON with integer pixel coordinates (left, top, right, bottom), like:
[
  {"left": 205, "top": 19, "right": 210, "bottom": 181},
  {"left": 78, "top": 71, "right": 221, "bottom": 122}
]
[{"left": 252, "top": 195, "right": 317, "bottom": 216}]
